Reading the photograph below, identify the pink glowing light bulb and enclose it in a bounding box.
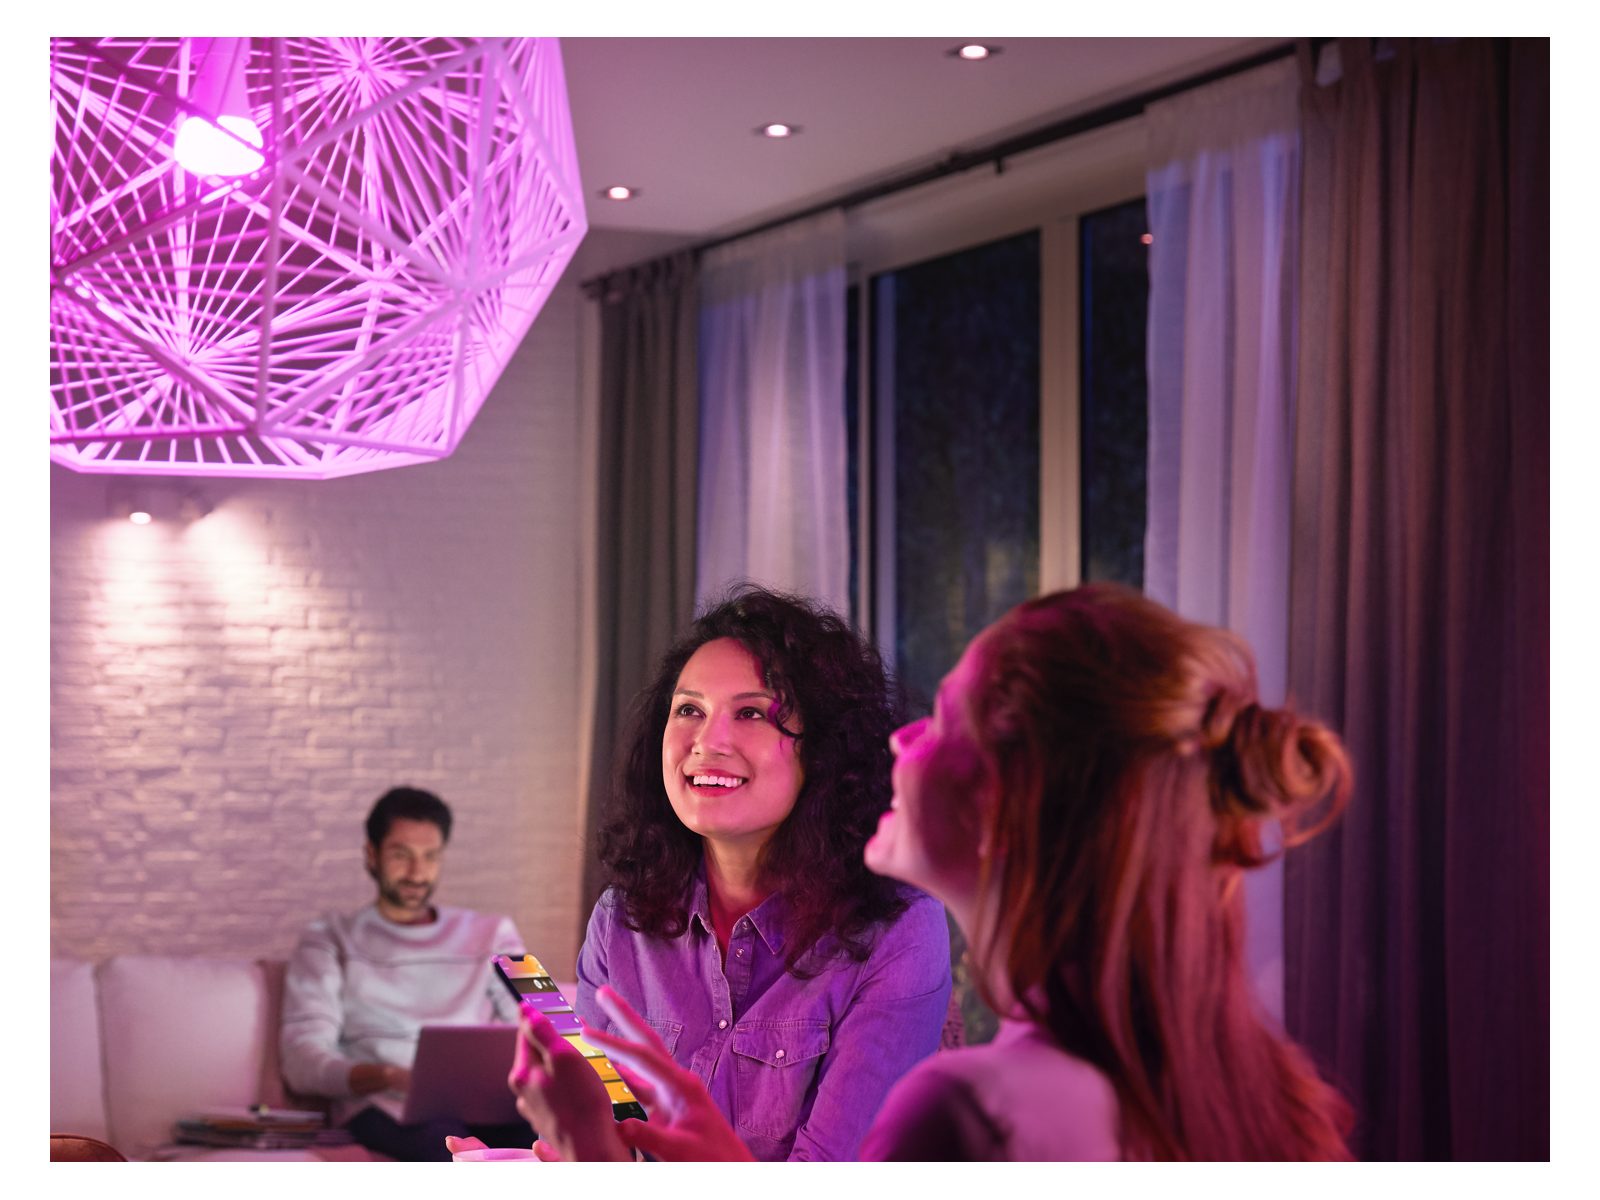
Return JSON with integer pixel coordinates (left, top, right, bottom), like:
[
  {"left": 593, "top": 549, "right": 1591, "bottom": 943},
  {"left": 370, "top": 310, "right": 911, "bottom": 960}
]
[
  {"left": 174, "top": 114, "right": 264, "bottom": 176},
  {"left": 174, "top": 38, "right": 264, "bottom": 177}
]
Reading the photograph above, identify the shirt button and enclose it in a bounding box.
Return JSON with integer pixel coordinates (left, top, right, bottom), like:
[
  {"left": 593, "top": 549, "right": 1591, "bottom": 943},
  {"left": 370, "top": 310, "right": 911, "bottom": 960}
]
[
  {"left": 775, "top": 1049, "right": 785, "bottom": 1059},
  {"left": 736, "top": 948, "right": 744, "bottom": 957},
  {"left": 718, "top": 1019, "right": 728, "bottom": 1030}
]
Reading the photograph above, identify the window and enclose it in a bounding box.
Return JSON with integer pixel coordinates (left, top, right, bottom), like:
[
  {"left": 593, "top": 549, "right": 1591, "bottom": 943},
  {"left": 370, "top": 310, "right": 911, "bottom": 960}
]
[
  {"left": 847, "top": 180, "right": 1150, "bottom": 695},
  {"left": 1079, "top": 197, "right": 1150, "bottom": 588},
  {"left": 872, "top": 230, "right": 1041, "bottom": 710}
]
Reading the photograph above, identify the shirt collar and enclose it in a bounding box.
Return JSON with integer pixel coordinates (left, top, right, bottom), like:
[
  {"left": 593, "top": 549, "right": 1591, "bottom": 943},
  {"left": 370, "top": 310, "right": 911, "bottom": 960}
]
[
  {"left": 745, "top": 891, "right": 788, "bottom": 956},
  {"left": 685, "top": 862, "right": 788, "bottom": 957},
  {"left": 687, "top": 867, "right": 712, "bottom": 934}
]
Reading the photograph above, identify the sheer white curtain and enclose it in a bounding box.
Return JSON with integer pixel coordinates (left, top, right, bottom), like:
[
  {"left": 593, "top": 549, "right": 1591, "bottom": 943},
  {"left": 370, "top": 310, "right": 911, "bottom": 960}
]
[
  {"left": 695, "top": 210, "right": 849, "bottom": 615},
  {"left": 1144, "top": 59, "right": 1301, "bottom": 1020}
]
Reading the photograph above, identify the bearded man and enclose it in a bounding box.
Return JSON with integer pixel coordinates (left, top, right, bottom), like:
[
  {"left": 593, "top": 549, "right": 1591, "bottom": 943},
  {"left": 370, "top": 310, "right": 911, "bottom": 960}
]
[{"left": 280, "top": 786, "right": 528, "bottom": 1159}]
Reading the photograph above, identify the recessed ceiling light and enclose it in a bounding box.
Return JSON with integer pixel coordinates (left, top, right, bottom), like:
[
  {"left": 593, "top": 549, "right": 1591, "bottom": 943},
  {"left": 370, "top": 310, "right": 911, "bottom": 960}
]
[
  {"left": 756, "top": 122, "right": 800, "bottom": 138},
  {"left": 601, "top": 185, "right": 639, "bottom": 201},
  {"left": 950, "top": 43, "right": 1000, "bottom": 61}
]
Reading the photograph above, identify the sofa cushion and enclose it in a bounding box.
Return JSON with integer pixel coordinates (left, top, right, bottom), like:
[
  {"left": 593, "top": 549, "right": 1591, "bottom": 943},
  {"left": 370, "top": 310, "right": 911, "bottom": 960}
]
[
  {"left": 50, "top": 959, "right": 109, "bottom": 1143},
  {"left": 98, "top": 956, "right": 277, "bottom": 1160}
]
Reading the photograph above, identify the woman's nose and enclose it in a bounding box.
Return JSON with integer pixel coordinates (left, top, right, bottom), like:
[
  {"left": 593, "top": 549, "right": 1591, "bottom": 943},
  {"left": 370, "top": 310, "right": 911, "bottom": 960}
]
[
  {"left": 889, "top": 717, "right": 927, "bottom": 756},
  {"left": 694, "top": 712, "right": 734, "bottom": 754}
]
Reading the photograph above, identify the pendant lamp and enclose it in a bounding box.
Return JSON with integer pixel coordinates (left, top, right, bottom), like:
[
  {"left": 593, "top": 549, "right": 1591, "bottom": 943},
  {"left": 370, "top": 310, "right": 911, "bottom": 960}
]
[{"left": 50, "top": 37, "right": 587, "bottom": 478}]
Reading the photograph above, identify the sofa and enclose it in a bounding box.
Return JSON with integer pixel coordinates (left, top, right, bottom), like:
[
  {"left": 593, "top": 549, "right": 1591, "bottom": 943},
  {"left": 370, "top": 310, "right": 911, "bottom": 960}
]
[{"left": 50, "top": 955, "right": 574, "bottom": 1162}]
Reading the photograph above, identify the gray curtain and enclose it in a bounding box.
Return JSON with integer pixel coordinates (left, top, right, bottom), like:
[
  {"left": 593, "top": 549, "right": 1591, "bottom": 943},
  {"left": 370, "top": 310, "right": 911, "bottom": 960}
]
[
  {"left": 1284, "top": 38, "right": 1548, "bottom": 1160},
  {"left": 580, "top": 253, "right": 700, "bottom": 917}
]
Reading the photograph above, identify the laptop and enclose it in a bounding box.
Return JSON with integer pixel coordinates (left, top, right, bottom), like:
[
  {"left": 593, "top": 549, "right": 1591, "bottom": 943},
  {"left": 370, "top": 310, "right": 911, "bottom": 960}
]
[{"left": 399, "top": 1024, "right": 521, "bottom": 1126}]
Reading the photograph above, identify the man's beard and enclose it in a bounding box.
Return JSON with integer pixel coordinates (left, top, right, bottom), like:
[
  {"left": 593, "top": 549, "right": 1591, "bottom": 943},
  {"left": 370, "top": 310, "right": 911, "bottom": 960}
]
[{"left": 378, "top": 877, "right": 434, "bottom": 912}]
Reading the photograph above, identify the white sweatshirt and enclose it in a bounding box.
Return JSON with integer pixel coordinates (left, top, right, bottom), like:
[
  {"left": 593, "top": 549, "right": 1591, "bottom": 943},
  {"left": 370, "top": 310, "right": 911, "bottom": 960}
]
[{"left": 280, "top": 903, "right": 525, "bottom": 1124}]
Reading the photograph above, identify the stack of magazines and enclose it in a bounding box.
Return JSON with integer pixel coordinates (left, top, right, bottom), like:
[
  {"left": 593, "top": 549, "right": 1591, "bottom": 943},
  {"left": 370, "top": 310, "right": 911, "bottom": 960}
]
[{"left": 173, "top": 1106, "right": 352, "bottom": 1150}]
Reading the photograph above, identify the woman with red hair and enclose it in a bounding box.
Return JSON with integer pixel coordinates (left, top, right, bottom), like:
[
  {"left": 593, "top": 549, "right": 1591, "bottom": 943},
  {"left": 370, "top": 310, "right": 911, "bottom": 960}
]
[{"left": 508, "top": 584, "right": 1353, "bottom": 1160}]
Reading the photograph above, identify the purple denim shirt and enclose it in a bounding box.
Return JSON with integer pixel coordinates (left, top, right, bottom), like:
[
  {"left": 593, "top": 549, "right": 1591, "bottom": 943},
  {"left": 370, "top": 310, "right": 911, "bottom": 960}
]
[{"left": 575, "top": 874, "right": 952, "bottom": 1161}]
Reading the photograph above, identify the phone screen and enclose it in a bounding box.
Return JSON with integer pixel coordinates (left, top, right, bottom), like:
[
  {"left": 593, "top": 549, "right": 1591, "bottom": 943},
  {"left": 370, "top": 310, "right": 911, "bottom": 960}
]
[{"left": 493, "top": 954, "right": 646, "bottom": 1123}]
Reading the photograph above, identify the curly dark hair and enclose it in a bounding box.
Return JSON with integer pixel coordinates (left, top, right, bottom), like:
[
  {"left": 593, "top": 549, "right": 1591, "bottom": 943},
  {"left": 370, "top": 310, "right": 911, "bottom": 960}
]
[{"left": 597, "top": 584, "right": 910, "bottom": 975}]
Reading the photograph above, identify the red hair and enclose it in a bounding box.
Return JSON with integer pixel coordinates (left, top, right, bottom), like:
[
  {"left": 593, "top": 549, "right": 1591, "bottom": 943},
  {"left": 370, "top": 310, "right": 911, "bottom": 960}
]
[{"left": 968, "top": 584, "right": 1352, "bottom": 1160}]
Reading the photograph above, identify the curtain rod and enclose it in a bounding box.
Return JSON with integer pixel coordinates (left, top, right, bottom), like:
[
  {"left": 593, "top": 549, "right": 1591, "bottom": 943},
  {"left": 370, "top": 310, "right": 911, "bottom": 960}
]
[{"left": 583, "top": 39, "right": 1299, "bottom": 290}]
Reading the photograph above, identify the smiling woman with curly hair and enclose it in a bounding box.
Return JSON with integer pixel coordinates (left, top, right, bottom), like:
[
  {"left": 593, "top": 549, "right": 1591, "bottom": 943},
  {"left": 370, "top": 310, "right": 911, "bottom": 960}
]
[{"left": 559, "top": 584, "right": 951, "bottom": 1161}]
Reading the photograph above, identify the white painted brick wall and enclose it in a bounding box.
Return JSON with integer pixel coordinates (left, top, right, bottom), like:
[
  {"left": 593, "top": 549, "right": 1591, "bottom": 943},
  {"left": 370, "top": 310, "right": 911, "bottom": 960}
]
[{"left": 50, "top": 267, "right": 593, "bottom": 974}]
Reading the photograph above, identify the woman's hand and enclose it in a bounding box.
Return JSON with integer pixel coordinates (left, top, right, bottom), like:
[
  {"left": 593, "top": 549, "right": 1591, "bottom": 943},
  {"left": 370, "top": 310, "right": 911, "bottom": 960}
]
[
  {"left": 581, "top": 985, "right": 755, "bottom": 1162},
  {"left": 507, "top": 1001, "right": 631, "bottom": 1162}
]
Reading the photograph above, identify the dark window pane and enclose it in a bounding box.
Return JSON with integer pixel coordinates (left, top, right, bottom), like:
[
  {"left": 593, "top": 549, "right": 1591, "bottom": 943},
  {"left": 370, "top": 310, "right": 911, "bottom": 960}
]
[
  {"left": 1080, "top": 198, "right": 1149, "bottom": 588},
  {"left": 881, "top": 230, "right": 1041, "bottom": 715}
]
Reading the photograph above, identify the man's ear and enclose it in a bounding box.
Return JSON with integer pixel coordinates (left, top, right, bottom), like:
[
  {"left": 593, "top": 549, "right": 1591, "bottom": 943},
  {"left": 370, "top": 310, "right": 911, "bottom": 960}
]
[{"left": 363, "top": 841, "right": 379, "bottom": 876}]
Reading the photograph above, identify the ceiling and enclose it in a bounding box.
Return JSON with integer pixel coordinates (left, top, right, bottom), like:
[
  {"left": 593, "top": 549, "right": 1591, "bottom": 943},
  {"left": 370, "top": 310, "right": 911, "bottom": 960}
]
[{"left": 560, "top": 37, "right": 1288, "bottom": 242}]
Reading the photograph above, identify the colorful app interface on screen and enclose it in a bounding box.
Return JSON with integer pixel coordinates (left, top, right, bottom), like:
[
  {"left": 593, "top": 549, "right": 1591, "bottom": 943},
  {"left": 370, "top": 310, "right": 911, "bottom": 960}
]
[{"left": 496, "top": 954, "right": 645, "bottom": 1119}]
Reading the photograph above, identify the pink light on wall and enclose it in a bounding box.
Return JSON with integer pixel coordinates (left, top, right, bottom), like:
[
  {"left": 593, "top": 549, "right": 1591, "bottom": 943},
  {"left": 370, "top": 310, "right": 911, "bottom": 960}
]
[{"left": 51, "top": 38, "right": 588, "bottom": 478}]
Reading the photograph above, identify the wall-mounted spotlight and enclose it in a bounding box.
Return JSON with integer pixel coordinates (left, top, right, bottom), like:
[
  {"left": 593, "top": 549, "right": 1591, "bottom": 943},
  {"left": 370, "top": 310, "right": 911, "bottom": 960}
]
[
  {"left": 108, "top": 486, "right": 152, "bottom": 525},
  {"left": 106, "top": 482, "right": 214, "bottom": 524}
]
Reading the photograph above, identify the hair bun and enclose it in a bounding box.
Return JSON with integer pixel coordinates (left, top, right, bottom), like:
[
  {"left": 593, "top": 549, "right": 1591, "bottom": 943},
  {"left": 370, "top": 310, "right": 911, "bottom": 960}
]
[{"left": 1211, "top": 701, "right": 1351, "bottom": 868}]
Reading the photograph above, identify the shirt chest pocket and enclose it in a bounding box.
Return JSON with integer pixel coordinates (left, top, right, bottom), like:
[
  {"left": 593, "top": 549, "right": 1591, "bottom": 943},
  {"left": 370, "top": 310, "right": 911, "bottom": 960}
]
[
  {"left": 643, "top": 1017, "right": 682, "bottom": 1057},
  {"left": 730, "top": 1019, "right": 831, "bottom": 1140}
]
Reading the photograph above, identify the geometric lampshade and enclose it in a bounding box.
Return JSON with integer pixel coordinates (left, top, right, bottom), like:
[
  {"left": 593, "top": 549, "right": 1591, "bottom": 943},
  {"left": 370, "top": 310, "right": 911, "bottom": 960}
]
[{"left": 50, "top": 37, "right": 587, "bottom": 478}]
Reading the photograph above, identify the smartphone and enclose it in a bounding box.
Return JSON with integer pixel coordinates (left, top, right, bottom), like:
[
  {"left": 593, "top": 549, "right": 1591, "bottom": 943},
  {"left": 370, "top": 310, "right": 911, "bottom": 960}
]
[{"left": 492, "top": 953, "right": 647, "bottom": 1123}]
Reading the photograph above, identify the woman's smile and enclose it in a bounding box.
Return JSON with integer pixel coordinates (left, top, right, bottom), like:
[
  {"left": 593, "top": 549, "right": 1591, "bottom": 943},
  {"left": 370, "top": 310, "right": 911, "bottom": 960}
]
[{"left": 687, "top": 771, "right": 748, "bottom": 792}]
